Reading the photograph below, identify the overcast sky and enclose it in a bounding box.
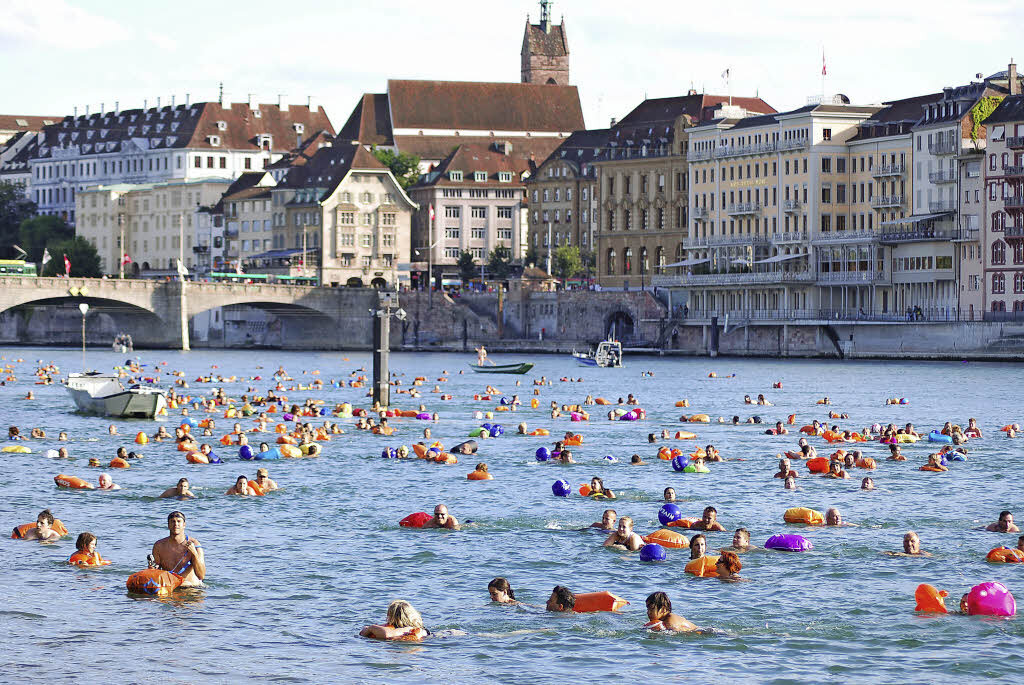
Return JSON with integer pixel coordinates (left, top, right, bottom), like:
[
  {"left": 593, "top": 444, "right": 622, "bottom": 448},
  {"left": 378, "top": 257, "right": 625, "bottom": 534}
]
[{"left": 3, "top": 0, "right": 1022, "bottom": 130}]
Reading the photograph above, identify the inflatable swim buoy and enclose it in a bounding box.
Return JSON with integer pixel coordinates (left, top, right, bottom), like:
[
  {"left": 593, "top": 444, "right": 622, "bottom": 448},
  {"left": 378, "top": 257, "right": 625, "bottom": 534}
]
[
  {"left": 573, "top": 591, "right": 629, "bottom": 613},
  {"left": 642, "top": 528, "right": 690, "bottom": 549},
  {"left": 784, "top": 507, "right": 825, "bottom": 525},
  {"left": 246, "top": 480, "right": 266, "bottom": 496},
  {"left": 967, "top": 581, "right": 1016, "bottom": 617},
  {"left": 928, "top": 431, "right": 952, "bottom": 444},
  {"left": 764, "top": 534, "right": 813, "bottom": 552},
  {"left": 658, "top": 504, "right": 682, "bottom": 525},
  {"left": 186, "top": 451, "right": 209, "bottom": 464},
  {"left": 666, "top": 517, "right": 700, "bottom": 529},
  {"left": 12, "top": 519, "right": 68, "bottom": 538},
  {"left": 2, "top": 445, "right": 30, "bottom": 453},
  {"left": 986, "top": 547, "right": 1024, "bottom": 563},
  {"left": 914, "top": 583, "right": 949, "bottom": 613},
  {"left": 399, "top": 512, "right": 432, "bottom": 528},
  {"left": 467, "top": 470, "right": 493, "bottom": 480},
  {"left": 685, "top": 556, "right": 720, "bottom": 577},
  {"left": 688, "top": 414, "right": 710, "bottom": 423},
  {"left": 135, "top": 432, "right": 148, "bottom": 445},
  {"left": 109, "top": 457, "right": 130, "bottom": 469},
  {"left": 640, "top": 544, "right": 667, "bottom": 562},
  {"left": 675, "top": 431, "right": 697, "bottom": 440},
  {"left": 552, "top": 479, "right": 572, "bottom": 497},
  {"left": 54, "top": 474, "right": 94, "bottom": 489},
  {"left": 806, "top": 457, "right": 830, "bottom": 473},
  {"left": 126, "top": 569, "right": 183, "bottom": 596},
  {"left": 683, "top": 463, "right": 710, "bottom": 474},
  {"left": 279, "top": 445, "right": 301, "bottom": 458},
  {"left": 69, "top": 551, "right": 111, "bottom": 566},
  {"left": 256, "top": 447, "right": 281, "bottom": 460}
]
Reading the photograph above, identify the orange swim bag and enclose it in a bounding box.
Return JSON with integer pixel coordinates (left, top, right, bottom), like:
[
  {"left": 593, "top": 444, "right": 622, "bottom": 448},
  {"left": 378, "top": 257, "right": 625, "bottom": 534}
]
[
  {"left": 784, "top": 507, "right": 825, "bottom": 525},
  {"left": 69, "top": 551, "right": 111, "bottom": 566},
  {"left": 126, "top": 569, "right": 184, "bottom": 596},
  {"left": 12, "top": 519, "right": 69, "bottom": 538},
  {"left": 54, "top": 474, "right": 94, "bottom": 489},
  {"left": 685, "top": 555, "right": 720, "bottom": 577},
  {"left": 986, "top": 547, "right": 1024, "bottom": 563},
  {"left": 573, "top": 591, "right": 629, "bottom": 613},
  {"left": 467, "top": 470, "right": 493, "bottom": 480},
  {"left": 642, "top": 528, "right": 690, "bottom": 549}
]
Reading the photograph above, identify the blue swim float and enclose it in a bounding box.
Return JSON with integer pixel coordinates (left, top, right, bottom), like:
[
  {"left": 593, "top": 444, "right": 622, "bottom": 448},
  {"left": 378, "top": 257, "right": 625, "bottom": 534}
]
[
  {"left": 928, "top": 431, "right": 952, "bottom": 444},
  {"left": 640, "top": 543, "right": 667, "bottom": 562},
  {"left": 536, "top": 447, "right": 551, "bottom": 461},
  {"left": 552, "top": 479, "right": 571, "bottom": 497},
  {"left": 658, "top": 503, "right": 682, "bottom": 525}
]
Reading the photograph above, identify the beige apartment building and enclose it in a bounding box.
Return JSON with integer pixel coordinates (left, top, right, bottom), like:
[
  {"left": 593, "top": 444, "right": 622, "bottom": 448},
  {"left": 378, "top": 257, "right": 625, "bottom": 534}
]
[
  {"left": 409, "top": 143, "right": 527, "bottom": 287},
  {"left": 980, "top": 91, "right": 1024, "bottom": 317},
  {"left": 222, "top": 172, "right": 276, "bottom": 271},
  {"left": 593, "top": 93, "right": 776, "bottom": 290},
  {"left": 76, "top": 177, "right": 231, "bottom": 276}
]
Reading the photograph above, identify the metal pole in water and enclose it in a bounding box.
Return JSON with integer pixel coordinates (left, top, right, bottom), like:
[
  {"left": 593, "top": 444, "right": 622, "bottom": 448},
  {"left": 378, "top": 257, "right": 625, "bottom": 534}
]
[{"left": 372, "top": 296, "right": 391, "bottom": 408}]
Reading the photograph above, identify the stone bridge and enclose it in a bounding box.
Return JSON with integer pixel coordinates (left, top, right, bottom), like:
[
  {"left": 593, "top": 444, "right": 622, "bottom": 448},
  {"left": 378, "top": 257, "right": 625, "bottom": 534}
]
[{"left": 0, "top": 276, "right": 380, "bottom": 348}]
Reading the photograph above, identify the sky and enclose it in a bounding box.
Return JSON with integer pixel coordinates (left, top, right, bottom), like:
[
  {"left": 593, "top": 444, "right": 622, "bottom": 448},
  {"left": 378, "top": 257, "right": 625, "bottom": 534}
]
[{"left": 3, "top": 0, "right": 1023, "bottom": 131}]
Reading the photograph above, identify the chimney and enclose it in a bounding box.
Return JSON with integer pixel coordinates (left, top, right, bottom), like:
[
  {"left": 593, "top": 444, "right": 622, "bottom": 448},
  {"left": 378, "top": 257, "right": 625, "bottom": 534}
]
[
  {"left": 86, "top": 105, "right": 90, "bottom": 116},
  {"left": 114, "top": 101, "right": 119, "bottom": 114},
  {"left": 610, "top": 117, "right": 617, "bottom": 127},
  {"left": 247, "top": 93, "right": 255, "bottom": 109},
  {"left": 687, "top": 88, "right": 697, "bottom": 96},
  {"left": 278, "top": 94, "right": 288, "bottom": 112},
  {"left": 171, "top": 94, "right": 176, "bottom": 107},
  {"left": 1010, "top": 60, "right": 1021, "bottom": 96},
  {"left": 143, "top": 99, "right": 147, "bottom": 110},
  {"left": 185, "top": 93, "right": 190, "bottom": 107},
  {"left": 307, "top": 95, "right": 315, "bottom": 113},
  {"left": 157, "top": 96, "right": 161, "bottom": 109},
  {"left": 100, "top": 102, "right": 104, "bottom": 115},
  {"left": 74, "top": 106, "right": 78, "bottom": 118}
]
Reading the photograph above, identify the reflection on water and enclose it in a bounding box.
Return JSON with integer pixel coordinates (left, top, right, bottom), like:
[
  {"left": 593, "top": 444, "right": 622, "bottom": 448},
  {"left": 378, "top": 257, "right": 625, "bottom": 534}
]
[{"left": 4, "top": 348, "right": 1024, "bottom": 681}]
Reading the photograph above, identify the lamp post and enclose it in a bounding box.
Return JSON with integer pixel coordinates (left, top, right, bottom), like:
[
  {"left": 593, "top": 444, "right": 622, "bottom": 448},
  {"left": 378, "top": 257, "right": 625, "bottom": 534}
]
[
  {"left": 117, "top": 212, "right": 125, "bottom": 279},
  {"left": 371, "top": 291, "right": 407, "bottom": 408},
  {"left": 78, "top": 302, "right": 89, "bottom": 370}
]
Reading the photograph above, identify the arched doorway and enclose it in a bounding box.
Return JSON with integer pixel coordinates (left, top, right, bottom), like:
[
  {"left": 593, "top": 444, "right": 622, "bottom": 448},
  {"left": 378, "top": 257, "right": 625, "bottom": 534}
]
[
  {"left": 606, "top": 310, "right": 634, "bottom": 340},
  {"left": 370, "top": 277, "right": 388, "bottom": 289},
  {"left": 346, "top": 277, "right": 364, "bottom": 288}
]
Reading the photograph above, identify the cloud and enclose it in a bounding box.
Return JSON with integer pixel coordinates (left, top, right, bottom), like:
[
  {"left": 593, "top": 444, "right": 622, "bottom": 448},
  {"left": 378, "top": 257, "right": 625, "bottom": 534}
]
[{"left": 1, "top": 0, "right": 128, "bottom": 50}]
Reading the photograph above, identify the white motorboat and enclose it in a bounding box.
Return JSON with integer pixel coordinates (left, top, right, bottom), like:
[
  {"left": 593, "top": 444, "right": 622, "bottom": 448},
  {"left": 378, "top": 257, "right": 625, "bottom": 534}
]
[
  {"left": 65, "top": 372, "right": 167, "bottom": 418},
  {"left": 571, "top": 339, "right": 623, "bottom": 367}
]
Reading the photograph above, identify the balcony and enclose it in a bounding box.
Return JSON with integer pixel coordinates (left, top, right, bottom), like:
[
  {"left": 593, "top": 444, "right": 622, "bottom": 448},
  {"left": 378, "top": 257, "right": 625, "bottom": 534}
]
[
  {"left": 653, "top": 270, "right": 815, "bottom": 287},
  {"left": 816, "top": 270, "right": 888, "bottom": 284},
  {"left": 879, "top": 227, "right": 946, "bottom": 244},
  {"left": 772, "top": 230, "right": 808, "bottom": 243},
  {"left": 713, "top": 141, "right": 778, "bottom": 160},
  {"left": 1004, "top": 165, "right": 1024, "bottom": 178},
  {"left": 928, "top": 200, "right": 956, "bottom": 213},
  {"left": 688, "top": 149, "right": 713, "bottom": 162},
  {"left": 727, "top": 202, "right": 761, "bottom": 216},
  {"left": 192, "top": 245, "right": 209, "bottom": 254},
  {"left": 709, "top": 233, "right": 770, "bottom": 246},
  {"left": 811, "top": 229, "right": 880, "bottom": 244},
  {"left": 928, "top": 170, "right": 957, "bottom": 184},
  {"left": 1008, "top": 136, "right": 1024, "bottom": 150},
  {"left": 778, "top": 138, "right": 809, "bottom": 151},
  {"left": 1005, "top": 225, "right": 1024, "bottom": 242},
  {"left": 953, "top": 227, "right": 979, "bottom": 242},
  {"left": 928, "top": 139, "right": 959, "bottom": 156},
  {"left": 782, "top": 200, "right": 802, "bottom": 213},
  {"left": 871, "top": 195, "right": 904, "bottom": 208},
  {"left": 692, "top": 206, "right": 710, "bottom": 220},
  {"left": 1006, "top": 196, "right": 1024, "bottom": 211},
  {"left": 871, "top": 163, "right": 905, "bottom": 178}
]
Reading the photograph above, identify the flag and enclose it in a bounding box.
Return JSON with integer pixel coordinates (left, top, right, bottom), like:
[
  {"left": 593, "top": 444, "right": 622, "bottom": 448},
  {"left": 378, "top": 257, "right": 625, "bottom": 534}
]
[
  {"left": 63, "top": 254, "right": 71, "bottom": 276},
  {"left": 122, "top": 253, "right": 132, "bottom": 265},
  {"left": 429, "top": 204, "right": 435, "bottom": 223},
  {"left": 41, "top": 248, "right": 51, "bottom": 265},
  {"left": 176, "top": 258, "right": 189, "bottom": 278},
  {"left": 721, "top": 68, "right": 730, "bottom": 79},
  {"left": 822, "top": 50, "right": 827, "bottom": 76}
]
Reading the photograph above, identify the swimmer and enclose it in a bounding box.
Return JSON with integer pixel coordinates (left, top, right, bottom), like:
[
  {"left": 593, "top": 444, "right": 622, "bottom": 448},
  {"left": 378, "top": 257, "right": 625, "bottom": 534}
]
[
  {"left": 546, "top": 585, "right": 576, "bottom": 612},
  {"left": 69, "top": 531, "right": 108, "bottom": 565},
  {"left": 590, "top": 509, "right": 617, "bottom": 530},
  {"left": 770, "top": 421, "right": 789, "bottom": 435},
  {"left": 58, "top": 432, "right": 68, "bottom": 441},
  {"left": 715, "top": 551, "right": 744, "bottom": 581},
  {"left": 159, "top": 477, "right": 196, "bottom": 500},
  {"left": 887, "top": 444, "right": 905, "bottom": 461},
  {"left": 825, "top": 508, "right": 855, "bottom": 526},
  {"left": 225, "top": 475, "right": 254, "bottom": 495},
  {"left": 488, "top": 577, "right": 518, "bottom": 604},
  {"left": 360, "top": 600, "right": 429, "bottom": 641},
  {"left": 689, "top": 534, "right": 707, "bottom": 559},
  {"left": 555, "top": 449, "right": 575, "bottom": 464},
  {"left": 885, "top": 531, "right": 931, "bottom": 557},
  {"left": 517, "top": 422, "right": 528, "bottom": 435},
  {"left": 774, "top": 457, "right": 797, "bottom": 479},
  {"left": 588, "top": 476, "right": 615, "bottom": 500},
  {"left": 631, "top": 454, "right": 646, "bottom": 465},
  {"left": 664, "top": 487, "right": 676, "bottom": 502},
  {"left": 423, "top": 504, "right": 460, "bottom": 530},
  {"left": 692, "top": 506, "right": 726, "bottom": 532},
  {"left": 88, "top": 458, "right": 101, "bottom": 467},
  {"left": 861, "top": 477, "right": 875, "bottom": 491},
  {"left": 986, "top": 511, "right": 1021, "bottom": 533},
  {"left": 151, "top": 511, "right": 205, "bottom": 587},
  {"left": 57, "top": 447, "right": 70, "bottom": 459},
  {"left": 107, "top": 425, "right": 118, "bottom": 435},
  {"left": 603, "top": 516, "right": 644, "bottom": 551},
  {"left": 97, "top": 473, "right": 120, "bottom": 491},
  {"left": 920, "top": 453, "right": 948, "bottom": 472},
  {"left": 825, "top": 461, "right": 849, "bottom": 479},
  {"left": 254, "top": 469, "right": 278, "bottom": 491},
  {"left": 644, "top": 591, "right": 698, "bottom": 632},
  {"left": 723, "top": 528, "right": 756, "bottom": 552},
  {"left": 784, "top": 475, "right": 796, "bottom": 489},
  {"left": 18, "top": 509, "right": 61, "bottom": 541}
]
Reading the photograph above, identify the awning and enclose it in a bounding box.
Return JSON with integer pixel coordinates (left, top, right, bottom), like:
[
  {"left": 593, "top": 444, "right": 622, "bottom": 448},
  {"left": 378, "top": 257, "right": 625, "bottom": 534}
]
[
  {"left": 879, "top": 212, "right": 950, "bottom": 227},
  {"left": 754, "top": 253, "right": 806, "bottom": 264},
  {"left": 247, "top": 248, "right": 306, "bottom": 260},
  {"left": 660, "top": 257, "right": 710, "bottom": 268}
]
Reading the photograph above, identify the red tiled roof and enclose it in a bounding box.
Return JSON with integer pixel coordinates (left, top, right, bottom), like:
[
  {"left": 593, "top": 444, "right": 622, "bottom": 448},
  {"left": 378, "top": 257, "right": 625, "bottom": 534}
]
[
  {"left": 414, "top": 143, "right": 530, "bottom": 188},
  {"left": 186, "top": 102, "right": 335, "bottom": 150},
  {"left": 338, "top": 94, "right": 392, "bottom": 145},
  {"left": 0, "top": 114, "right": 60, "bottom": 131},
  {"left": 392, "top": 134, "right": 566, "bottom": 162},
  {"left": 523, "top": 21, "right": 568, "bottom": 57},
  {"left": 386, "top": 79, "right": 584, "bottom": 132},
  {"left": 617, "top": 94, "right": 775, "bottom": 128}
]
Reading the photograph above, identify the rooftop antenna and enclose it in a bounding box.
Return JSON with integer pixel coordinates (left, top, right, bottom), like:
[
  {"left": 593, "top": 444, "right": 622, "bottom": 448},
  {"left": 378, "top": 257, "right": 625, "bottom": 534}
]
[{"left": 218, "top": 82, "right": 224, "bottom": 105}]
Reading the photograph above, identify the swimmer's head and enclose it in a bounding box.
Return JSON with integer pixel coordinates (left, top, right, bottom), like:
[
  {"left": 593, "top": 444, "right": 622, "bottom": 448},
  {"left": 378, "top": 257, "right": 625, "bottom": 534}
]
[
  {"left": 733, "top": 528, "right": 749, "bottom": 547},
  {"left": 861, "top": 477, "right": 875, "bottom": 490},
  {"left": 689, "top": 534, "right": 707, "bottom": 558},
  {"left": 602, "top": 509, "right": 616, "bottom": 527},
  {"left": 645, "top": 591, "right": 671, "bottom": 621},
  {"left": 75, "top": 531, "right": 97, "bottom": 552},
  {"left": 664, "top": 487, "right": 676, "bottom": 501}
]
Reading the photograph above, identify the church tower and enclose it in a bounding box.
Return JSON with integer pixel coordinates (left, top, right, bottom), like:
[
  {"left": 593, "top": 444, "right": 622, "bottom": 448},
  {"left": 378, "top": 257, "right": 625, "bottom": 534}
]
[{"left": 521, "top": 0, "right": 569, "bottom": 85}]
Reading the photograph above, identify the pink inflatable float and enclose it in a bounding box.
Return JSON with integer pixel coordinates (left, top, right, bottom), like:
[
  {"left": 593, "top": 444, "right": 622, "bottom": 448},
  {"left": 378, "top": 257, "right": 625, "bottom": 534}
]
[{"left": 967, "top": 582, "right": 1016, "bottom": 617}]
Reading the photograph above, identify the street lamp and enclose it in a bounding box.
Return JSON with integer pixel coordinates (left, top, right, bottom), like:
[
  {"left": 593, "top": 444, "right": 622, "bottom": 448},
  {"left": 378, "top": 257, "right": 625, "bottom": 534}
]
[
  {"left": 413, "top": 239, "right": 440, "bottom": 309},
  {"left": 78, "top": 302, "right": 89, "bottom": 370}
]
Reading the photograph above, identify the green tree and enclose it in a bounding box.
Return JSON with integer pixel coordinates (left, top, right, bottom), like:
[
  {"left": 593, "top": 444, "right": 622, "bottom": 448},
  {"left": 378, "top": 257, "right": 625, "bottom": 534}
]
[
  {"left": 457, "top": 250, "right": 476, "bottom": 285},
  {"left": 551, "top": 245, "right": 582, "bottom": 286},
  {"left": 0, "top": 183, "right": 37, "bottom": 257},
  {"left": 487, "top": 245, "right": 512, "bottom": 280},
  {"left": 41, "top": 237, "right": 102, "bottom": 277},
  {"left": 523, "top": 245, "right": 541, "bottom": 269},
  {"left": 19, "top": 214, "right": 73, "bottom": 263},
  {"left": 371, "top": 146, "right": 421, "bottom": 190}
]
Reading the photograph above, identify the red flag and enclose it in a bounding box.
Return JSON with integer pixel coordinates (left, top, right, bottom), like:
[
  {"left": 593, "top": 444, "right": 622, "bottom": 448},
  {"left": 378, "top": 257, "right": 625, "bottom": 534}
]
[
  {"left": 429, "top": 204, "right": 435, "bottom": 223},
  {"left": 822, "top": 50, "right": 827, "bottom": 76},
  {"left": 122, "top": 253, "right": 132, "bottom": 265},
  {"left": 63, "top": 254, "right": 71, "bottom": 276}
]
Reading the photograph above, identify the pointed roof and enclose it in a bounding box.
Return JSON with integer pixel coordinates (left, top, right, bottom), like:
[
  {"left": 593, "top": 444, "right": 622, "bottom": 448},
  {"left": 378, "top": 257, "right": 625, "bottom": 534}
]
[
  {"left": 522, "top": 20, "right": 568, "bottom": 57},
  {"left": 278, "top": 141, "right": 389, "bottom": 201}
]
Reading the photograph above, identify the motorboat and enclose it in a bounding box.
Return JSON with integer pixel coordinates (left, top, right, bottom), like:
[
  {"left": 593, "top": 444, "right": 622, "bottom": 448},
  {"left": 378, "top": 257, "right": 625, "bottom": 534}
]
[
  {"left": 571, "top": 339, "right": 623, "bottom": 368},
  {"left": 468, "top": 362, "right": 535, "bottom": 374},
  {"left": 64, "top": 372, "right": 167, "bottom": 418}
]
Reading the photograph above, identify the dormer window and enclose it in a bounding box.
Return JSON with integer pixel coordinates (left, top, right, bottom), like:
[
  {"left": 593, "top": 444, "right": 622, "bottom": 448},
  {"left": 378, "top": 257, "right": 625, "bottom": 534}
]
[
  {"left": 252, "top": 109, "right": 262, "bottom": 118},
  {"left": 498, "top": 171, "right": 512, "bottom": 183},
  {"left": 258, "top": 134, "right": 272, "bottom": 150},
  {"left": 217, "top": 121, "right": 227, "bottom": 131},
  {"left": 449, "top": 170, "right": 463, "bottom": 181},
  {"left": 474, "top": 171, "right": 486, "bottom": 182},
  {"left": 293, "top": 123, "right": 305, "bottom": 134},
  {"left": 208, "top": 135, "right": 221, "bottom": 146}
]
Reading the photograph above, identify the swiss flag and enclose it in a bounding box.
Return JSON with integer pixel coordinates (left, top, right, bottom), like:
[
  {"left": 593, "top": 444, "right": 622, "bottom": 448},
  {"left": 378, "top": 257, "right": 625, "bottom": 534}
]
[
  {"left": 122, "top": 253, "right": 132, "bottom": 265},
  {"left": 63, "top": 254, "right": 71, "bottom": 276},
  {"left": 429, "top": 204, "right": 435, "bottom": 223}
]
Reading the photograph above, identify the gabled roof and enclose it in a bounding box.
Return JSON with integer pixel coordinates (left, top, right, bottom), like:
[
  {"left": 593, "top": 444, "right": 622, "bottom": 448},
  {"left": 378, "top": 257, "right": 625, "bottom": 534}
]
[
  {"left": 412, "top": 144, "right": 530, "bottom": 188},
  {"left": 213, "top": 172, "right": 274, "bottom": 212},
  {"left": 986, "top": 94, "right": 1024, "bottom": 125},
  {"left": 535, "top": 128, "right": 613, "bottom": 174},
  {"left": 386, "top": 79, "right": 583, "bottom": 132},
  {"left": 522, "top": 21, "right": 568, "bottom": 57},
  {"left": 617, "top": 94, "right": 776, "bottom": 128},
  {"left": 338, "top": 93, "right": 392, "bottom": 145},
  {"left": 266, "top": 130, "right": 336, "bottom": 170},
  {"left": 392, "top": 134, "right": 565, "bottom": 165},
  {"left": 0, "top": 115, "right": 60, "bottom": 132},
  {"left": 850, "top": 92, "right": 943, "bottom": 141},
  {"left": 277, "top": 142, "right": 390, "bottom": 201}
]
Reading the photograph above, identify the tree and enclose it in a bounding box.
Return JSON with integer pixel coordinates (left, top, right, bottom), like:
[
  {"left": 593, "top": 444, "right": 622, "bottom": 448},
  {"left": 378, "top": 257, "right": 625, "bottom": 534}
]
[
  {"left": 0, "top": 183, "right": 37, "bottom": 257},
  {"left": 372, "top": 146, "right": 421, "bottom": 190},
  {"left": 487, "top": 245, "right": 512, "bottom": 280},
  {"left": 551, "top": 245, "right": 582, "bottom": 286},
  {"left": 457, "top": 250, "right": 476, "bottom": 285},
  {"left": 19, "top": 215, "right": 73, "bottom": 263},
  {"left": 523, "top": 245, "right": 541, "bottom": 269},
  {"left": 41, "top": 237, "right": 102, "bottom": 277}
]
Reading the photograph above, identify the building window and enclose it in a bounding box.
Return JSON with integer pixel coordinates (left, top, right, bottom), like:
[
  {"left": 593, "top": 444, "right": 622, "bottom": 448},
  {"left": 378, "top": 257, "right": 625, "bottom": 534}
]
[
  {"left": 471, "top": 227, "right": 485, "bottom": 240},
  {"left": 606, "top": 249, "right": 616, "bottom": 274},
  {"left": 993, "top": 272, "right": 1005, "bottom": 293},
  {"left": 498, "top": 171, "right": 512, "bottom": 183},
  {"left": 445, "top": 206, "right": 461, "bottom": 219},
  {"left": 449, "top": 170, "right": 463, "bottom": 182},
  {"left": 471, "top": 206, "right": 487, "bottom": 219},
  {"left": 382, "top": 213, "right": 396, "bottom": 226},
  {"left": 821, "top": 157, "right": 831, "bottom": 173},
  {"left": 473, "top": 171, "right": 486, "bottom": 182},
  {"left": 497, "top": 206, "right": 513, "bottom": 219},
  {"left": 623, "top": 247, "right": 632, "bottom": 274},
  {"left": 445, "top": 227, "right": 460, "bottom": 239},
  {"left": 822, "top": 128, "right": 832, "bottom": 141},
  {"left": 444, "top": 247, "right": 461, "bottom": 259}
]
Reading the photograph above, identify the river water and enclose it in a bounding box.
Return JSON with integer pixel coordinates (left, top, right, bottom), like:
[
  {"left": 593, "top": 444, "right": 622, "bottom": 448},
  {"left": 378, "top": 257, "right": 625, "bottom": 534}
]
[{"left": 3, "top": 347, "right": 1023, "bottom": 683}]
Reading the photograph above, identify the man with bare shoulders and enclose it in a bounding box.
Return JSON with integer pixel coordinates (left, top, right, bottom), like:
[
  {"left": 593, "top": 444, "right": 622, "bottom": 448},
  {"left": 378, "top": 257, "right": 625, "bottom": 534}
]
[
  {"left": 151, "top": 511, "right": 206, "bottom": 587},
  {"left": 986, "top": 510, "right": 1021, "bottom": 533},
  {"left": 159, "top": 477, "right": 196, "bottom": 499},
  {"left": 422, "top": 504, "right": 460, "bottom": 530},
  {"left": 691, "top": 506, "right": 726, "bottom": 532}
]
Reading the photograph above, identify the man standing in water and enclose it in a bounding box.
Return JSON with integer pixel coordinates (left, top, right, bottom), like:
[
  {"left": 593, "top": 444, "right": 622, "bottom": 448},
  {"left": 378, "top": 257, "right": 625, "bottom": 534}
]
[{"left": 151, "top": 511, "right": 206, "bottom": 587}]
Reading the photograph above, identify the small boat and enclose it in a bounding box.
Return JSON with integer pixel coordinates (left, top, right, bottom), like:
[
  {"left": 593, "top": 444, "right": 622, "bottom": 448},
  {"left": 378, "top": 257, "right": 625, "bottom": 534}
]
[
  {"left": 64, "top": 372, "right": 167, "bottom": 418},
  {"left": 468, "top": 362, "right": 535, "bottom": 375},
  {"left": 571, "top": 339, "right": 623, "bottom": 368}
]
